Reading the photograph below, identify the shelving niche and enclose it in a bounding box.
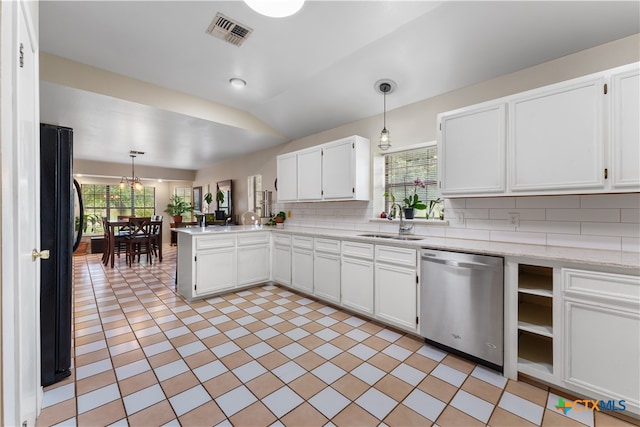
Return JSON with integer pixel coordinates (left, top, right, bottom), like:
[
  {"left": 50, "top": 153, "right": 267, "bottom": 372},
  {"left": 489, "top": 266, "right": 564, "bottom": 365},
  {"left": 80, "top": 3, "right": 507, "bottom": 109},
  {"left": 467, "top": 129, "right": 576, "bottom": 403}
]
[{"left": 517, "top": 264, "right": 554, "bottom": 375}]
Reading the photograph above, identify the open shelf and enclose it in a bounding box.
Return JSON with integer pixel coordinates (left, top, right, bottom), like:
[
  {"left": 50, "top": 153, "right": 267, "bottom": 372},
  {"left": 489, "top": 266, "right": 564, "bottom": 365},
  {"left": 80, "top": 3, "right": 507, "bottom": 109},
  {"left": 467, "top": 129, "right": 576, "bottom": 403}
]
[
  {"left": 518, "top": 264, "right": 553, "bottom": 297},
  {"left": 518, "top": 294, "right": 553, "bottom": 338},
  {"left": 518, "top": 330, "right": 553, "bottom": 375}
]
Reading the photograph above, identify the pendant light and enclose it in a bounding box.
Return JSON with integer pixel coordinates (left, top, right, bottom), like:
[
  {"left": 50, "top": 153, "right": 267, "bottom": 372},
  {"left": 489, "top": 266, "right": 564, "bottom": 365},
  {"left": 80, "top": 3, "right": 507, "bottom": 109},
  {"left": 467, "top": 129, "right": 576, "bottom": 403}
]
[
  {"left": 119, "top": 151, "right": 144, "bottom": 190},
  {"left": 376, "top": 79, "right": 396, "bottom": 151},
  {"left": 244, "top": 0, "right": 305, "bottom": 18}
]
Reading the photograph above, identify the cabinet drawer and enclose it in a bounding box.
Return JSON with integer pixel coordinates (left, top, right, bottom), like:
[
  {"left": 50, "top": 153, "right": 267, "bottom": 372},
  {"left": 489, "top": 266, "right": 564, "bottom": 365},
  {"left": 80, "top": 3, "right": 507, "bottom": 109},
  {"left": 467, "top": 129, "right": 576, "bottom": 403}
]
[
  {"left": 342, "top": 241, "right": 374, "bottom": 259},
  {"left": 196, "top": 234, "right": 236, "bottom": 250},
  {"left": 237, "top": 232, "right": 270, "bottom": 246},
  {"left": 315, "top": 238, "right": 341, "bottom": 254},
  {"left": 375, "top": 245, "right": 416, "bottom": 267},
  {"left": 273, "top": 233, "right": 292, "bottom": 246},
  {"left": 292, "top": 235, "right": 314, "bottom": 249},
  {"left": 563, "top": 268, "right": 640, "bottom": 303}
]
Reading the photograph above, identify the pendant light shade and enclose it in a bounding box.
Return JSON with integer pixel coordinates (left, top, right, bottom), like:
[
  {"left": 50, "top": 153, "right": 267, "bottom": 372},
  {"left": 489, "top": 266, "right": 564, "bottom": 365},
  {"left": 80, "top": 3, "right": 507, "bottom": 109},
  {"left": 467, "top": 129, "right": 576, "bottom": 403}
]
[
  {"left": 119, "top": 151, "right": 144, "bottom": 190},
  {"left": 244, "top": 0, "right": 305, "bottom": 18},
  {"left": 376, "top": 79, "right": 396, "bottom": 151}
]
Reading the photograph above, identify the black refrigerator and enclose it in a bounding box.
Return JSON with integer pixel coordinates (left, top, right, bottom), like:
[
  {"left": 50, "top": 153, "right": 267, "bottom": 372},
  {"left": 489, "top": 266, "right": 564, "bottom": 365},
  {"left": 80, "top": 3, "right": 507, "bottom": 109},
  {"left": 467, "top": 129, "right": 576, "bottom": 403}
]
[{"left": 40, "top": 123, "right": 83, "bottom": 387}]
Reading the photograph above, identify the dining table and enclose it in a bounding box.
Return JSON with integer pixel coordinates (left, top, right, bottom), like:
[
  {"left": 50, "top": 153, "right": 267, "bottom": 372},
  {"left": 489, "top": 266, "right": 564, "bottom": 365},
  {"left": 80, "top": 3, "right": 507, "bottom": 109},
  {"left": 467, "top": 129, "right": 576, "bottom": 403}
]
[{"left": 104, "top": 219, "right": 163, "bottom": 268}]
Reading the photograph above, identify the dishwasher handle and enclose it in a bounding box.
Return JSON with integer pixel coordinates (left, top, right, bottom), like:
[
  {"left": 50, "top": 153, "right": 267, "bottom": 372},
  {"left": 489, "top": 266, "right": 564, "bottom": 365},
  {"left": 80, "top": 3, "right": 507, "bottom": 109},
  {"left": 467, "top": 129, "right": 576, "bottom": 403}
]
[{"left": 422, "top": 256, "right": 496, "bottom": 270}]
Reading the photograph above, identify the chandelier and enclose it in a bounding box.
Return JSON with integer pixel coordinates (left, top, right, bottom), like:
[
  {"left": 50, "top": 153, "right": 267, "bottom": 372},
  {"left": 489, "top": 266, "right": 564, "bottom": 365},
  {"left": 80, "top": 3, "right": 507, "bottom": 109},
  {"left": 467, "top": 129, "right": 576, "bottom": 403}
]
[{"left": 119, "top": 151, "right": 144, "bottom": 190}]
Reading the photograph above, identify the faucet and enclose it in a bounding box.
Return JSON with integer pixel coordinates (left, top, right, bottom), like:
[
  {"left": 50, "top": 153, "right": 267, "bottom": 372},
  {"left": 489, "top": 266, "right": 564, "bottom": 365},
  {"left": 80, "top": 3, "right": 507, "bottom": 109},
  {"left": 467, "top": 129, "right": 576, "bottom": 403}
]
[{"left": 388, "top": 202, "right": 414, "bottom": 235}]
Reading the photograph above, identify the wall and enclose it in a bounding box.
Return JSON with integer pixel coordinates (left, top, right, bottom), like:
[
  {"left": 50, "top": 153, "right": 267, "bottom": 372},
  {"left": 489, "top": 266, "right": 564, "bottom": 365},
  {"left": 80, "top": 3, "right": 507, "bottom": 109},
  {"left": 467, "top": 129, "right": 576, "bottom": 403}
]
[{"left": 195, "top": 34, "right": 640, "bottom": 252}]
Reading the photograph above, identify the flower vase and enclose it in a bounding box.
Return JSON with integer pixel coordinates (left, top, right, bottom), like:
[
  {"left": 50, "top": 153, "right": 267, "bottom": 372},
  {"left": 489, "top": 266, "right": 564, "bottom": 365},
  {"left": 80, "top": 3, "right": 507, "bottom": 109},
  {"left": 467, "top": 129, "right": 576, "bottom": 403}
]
[{"left": 404, "top": 208, "right": 415, "bottom": 219}]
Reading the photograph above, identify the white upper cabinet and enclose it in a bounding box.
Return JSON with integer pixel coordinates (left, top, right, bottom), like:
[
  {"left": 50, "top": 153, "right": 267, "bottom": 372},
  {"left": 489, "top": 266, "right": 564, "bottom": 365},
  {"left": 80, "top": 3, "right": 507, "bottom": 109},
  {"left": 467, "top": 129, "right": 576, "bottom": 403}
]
[
  {"left": 439, "top": 103, "right": 506, "bottom": 195},
  {"left": 276, "top": 152, "right": 298, "bottom": 202},
  {"left": 275, "top": 135, "right": 370, "bottom": 202},
  {"left": 510, "top": 76, "right": 605, "bottom": 192},
  {"left": 437, "top": 62, "right": 639, "bottom": 197},
  {"left": 610, "top": 64, "right": 640, "bottom": 189},
  {"left": 297, "top": 147, "right": 323, "bottom": 201}
]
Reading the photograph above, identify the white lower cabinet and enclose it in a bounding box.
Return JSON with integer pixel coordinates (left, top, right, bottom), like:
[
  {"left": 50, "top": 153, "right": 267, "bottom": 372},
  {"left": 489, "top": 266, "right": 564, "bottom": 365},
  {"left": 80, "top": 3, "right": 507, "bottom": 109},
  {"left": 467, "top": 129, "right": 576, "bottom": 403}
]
[
  {"left": 237, "top": 232, "right": 270, "bottom": 286},
  {"left": 375, "top": 261, "right": 417, "bottom": 332},
  {"left": 341, "top": 241, "right": 374, "bottom": 316},
  {"left": 196, "top": 247, "right": 236, "bottom": 295},
  {"left": 292, "top": 235, "right": 314, "bottom": 293},
  {"left": 562, "top": 268, "right": 640, "bottom": 415},
  {"left": 272, "top": 234, "right": 292, "bottom": 286},
  {"left": 313, "top": 238, "right": 341, "bottom": 304}
]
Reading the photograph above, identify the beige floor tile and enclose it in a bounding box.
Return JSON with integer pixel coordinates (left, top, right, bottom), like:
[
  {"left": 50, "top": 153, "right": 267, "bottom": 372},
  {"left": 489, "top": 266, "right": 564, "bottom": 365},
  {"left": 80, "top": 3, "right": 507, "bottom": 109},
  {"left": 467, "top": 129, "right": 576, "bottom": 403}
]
[
  {"left": 273, "top": 321, "right": 296, "bottom": 334},
  {"left": 118, "top": 370, "right": 159, "bottom": 397},
  {"left": 235, "top": 334, "right": 261, "bottom": 349},
  {"left": 184, "top": 349, "right": 217, "bottom": 369},
  {"left": 111, "top": 348, "right": 146, "bottom": 368},
  {"left": 280, "top": 401, "right": 329, "bottom": 427},
  {"left": 333, "top": 402, "right": 380, "bottom": 426},
  {"left": 358, "top": 321, "right": 385, "bottom": 335},
  {"left": 105, "top": 332, "right": 138, "bottom": 347},
  {"left": 396, "top": 334, "right": 424, "bottom": 351},
  {"left": 418, "top": 375, "right": 458, "bottom": 404},
  {"left": 220, "top": 350, "right": 252, "bottom": 370},
  {"left": 35, "top": 398, "right": 76, "bottom": 427},
  {"left": 266, "top": 334, "right": 294, "bottom": 350},
  {"left": 245, "top": 372, "right": 286, "bottom": 399},
  {"left": 541, "top": 408, "right": 587, "bottom": 427},
  {"left": 257, "top": 349, "right": 289, "bottom": 370},
  {"left": 461, "top": 375, "right": 503, "bottom": 405},
  {"left": 330, "top": 335, "right": 358, "bottom": 351},
  {"left": 490, "top": 407, "right": 538, "bottom": 426},
  {"left": 374, "top": 374, "right": 414, "bottom": 401},
  {"left": 179, "top": 400, "right": 227, "bottom": 426},
  {"left": 298, "top": 334, "right": 325, "bottom": 350},
  {"left": 441, "top": 354, "right": 476, "bottom": 374},
  {"left": 301, "top": 322, "right": 326, "bottom": 334},
  {"left": 362, "top": 335, "right": 392, "bottom": 351},
  {"left": 187, "top": 320, "right": 212, "bottom": 332},
  {"left": 244, "top": 320, "right": 268, "bottom": 333},
  {"left": 77, "top": 398, "right": 126, "bottom": 426},
  {"left": 128, "top": 400, "right": 177, "bottom": 426},
  {"left": 436, "top": 405, "right": 486, "bottom": 426},
  {"left": 74, "top": 332, "right": 106, "bottom": 346},
  {"left": 216, "top": 320, "right": 241, "bottom": 332},
  {"left": 304, "top": 311, "right": 325, "bottom": 321},
  {"left": 332, "top": 373, "right": 370, "bottom": 401},
  {"left": 330, "top": 311, "right": 350, "bottom": 321},
  {"left": 148, "top": 349, "right": 181, "bottom": 368},
  {"left": 384, "top": 404, "right": 434, "bottom": 427},
  {"left": 295, "top": 351, "right": 326, "bottom": 371},
  {"left": 405, "top": 352, "right": 438, "bottom": 374},
  {"left": 75, "top": 348, "right": 112, "bottom": 367},
  {"left": 202, "top": 333, "right": 229, "bottom": 348},
  {"left": 330, "top": 322, "right": 354, "bottom": 335},
  {"left": 76, "top": 369, "right": 117, "bottom": 396},
  {"left": 157, "top": 320, "right": 184, "bottom": 331},
  {"left": 331, "top": 352, "right": 364, "bottom": 372},
  {"left": 506, "top": 379, "right": 549, "bottom": 407},
  {"left": 289, "top": 372, "right": 327, "bottom": 399},
  {"left": 368, "top": 352, "right": 401, "bottom": 372},
  {"left": 137, "top": 332, "right": 169, "bottom": 347},
  {"left": 203, "top": 371, "right": 242, "bottom": 399},
  {"left": 160, "top": 371, "right": 200, "bottom": 398},
  {"left": 230, "top": 401, "right": 277, "bottom": 426},
  {"left": 168, "top": 332, "right": 198, "bottom": 348},
  {"left": 130, "top": 319, "right": 157, "bottom": 331}
]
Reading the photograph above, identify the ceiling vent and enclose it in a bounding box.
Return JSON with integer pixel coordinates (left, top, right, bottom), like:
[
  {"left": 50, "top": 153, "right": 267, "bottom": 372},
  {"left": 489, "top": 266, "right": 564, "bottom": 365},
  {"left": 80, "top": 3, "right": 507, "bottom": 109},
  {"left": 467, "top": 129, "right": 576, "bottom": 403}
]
[{"left": 206, "top": 12, "right": 253, "bottom": 47}]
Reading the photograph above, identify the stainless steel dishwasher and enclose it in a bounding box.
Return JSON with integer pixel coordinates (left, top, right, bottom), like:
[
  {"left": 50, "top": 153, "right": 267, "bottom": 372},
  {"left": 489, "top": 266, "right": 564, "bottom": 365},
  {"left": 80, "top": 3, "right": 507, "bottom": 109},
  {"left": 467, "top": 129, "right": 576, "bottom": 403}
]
[{"left": 420, "top": 249, "right": 504, "bottom": 371}]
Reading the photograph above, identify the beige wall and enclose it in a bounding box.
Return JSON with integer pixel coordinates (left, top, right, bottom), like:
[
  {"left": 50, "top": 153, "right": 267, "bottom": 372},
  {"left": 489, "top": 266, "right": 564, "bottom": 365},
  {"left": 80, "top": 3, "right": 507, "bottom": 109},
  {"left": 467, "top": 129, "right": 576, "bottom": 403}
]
[{"left": 195, "top": 34, "right": 640, "bottom": 219}]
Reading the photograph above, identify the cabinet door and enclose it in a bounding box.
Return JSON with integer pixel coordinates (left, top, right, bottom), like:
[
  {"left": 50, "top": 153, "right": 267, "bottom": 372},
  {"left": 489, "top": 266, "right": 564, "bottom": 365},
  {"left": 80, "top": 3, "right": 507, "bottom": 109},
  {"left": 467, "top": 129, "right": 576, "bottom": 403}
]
[
  {"left": 375, "top": 263, "right": 417, "bottom": 331},
  {"left": 341, "top": 257, "right": 374, "bottom": 315},
  {"left": 195, "top": 248, "right": 236, "bottom": 295},
  {"left": 237, "top": 245, "right": 270, "bottom": 286},
  {"left": 292, "top": 248, "right": 314, "bottom": 293},
  {"left": 314, "top": 253, "right": 340, "bottom": 304},
  {"left": 439, "top": 103, "right": 506, "bottom": 195},
  {"left": 611, "top": 65, "right": 640, "bottom": 190},
  {"left": 563, "top": 299, "right": 639, "bottom": 407},
  {"left": 510, "top": 77, "right": 605, "bottom": 192},
  {"left": 272, "top": 244, "right": 291, "bottom": 286},
  {"left": 297, "top": 147, "right": 323, "bottom": 200},
  {"left": 322, "top": 138, "right": 354, "bottom": 200},
  {"left": 276, "top": 153, "right": 298, "bottom": 202}
]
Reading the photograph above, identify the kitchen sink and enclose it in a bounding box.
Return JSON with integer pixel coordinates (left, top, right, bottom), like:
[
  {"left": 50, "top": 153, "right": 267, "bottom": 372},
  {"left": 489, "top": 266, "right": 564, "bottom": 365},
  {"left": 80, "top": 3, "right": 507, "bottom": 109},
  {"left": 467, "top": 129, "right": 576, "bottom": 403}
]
[{"left": 358, "top": 233, "right": 424, "bottom": 241}]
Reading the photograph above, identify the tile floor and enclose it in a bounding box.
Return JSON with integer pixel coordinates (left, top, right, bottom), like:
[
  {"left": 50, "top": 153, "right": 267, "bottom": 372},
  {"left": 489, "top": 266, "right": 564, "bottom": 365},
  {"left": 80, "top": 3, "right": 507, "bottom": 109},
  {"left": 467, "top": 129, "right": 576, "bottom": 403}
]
[{"left": 36, "top": 246, "right": 636, "bottom": 427}]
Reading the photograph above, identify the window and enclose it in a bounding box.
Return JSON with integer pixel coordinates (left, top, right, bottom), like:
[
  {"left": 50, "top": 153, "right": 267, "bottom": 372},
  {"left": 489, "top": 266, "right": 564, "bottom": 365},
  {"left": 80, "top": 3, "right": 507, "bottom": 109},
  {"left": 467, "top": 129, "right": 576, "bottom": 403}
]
[
  {"left": 384, "top": 145, "right": 439, "bottom": 218},
  {"left": 174, "top": 187, "right": 192, "bottom": 207},
  {"left": 81, "top": 184, "right": 156, "bottom": 234}
]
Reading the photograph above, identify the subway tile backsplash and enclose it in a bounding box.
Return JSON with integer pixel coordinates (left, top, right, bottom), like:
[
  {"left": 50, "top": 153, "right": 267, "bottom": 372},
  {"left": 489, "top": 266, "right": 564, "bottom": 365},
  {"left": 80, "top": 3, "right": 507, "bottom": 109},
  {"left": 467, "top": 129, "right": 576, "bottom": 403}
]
[{"left": 274, "top": 193, "right": 640, "bottom": 252}]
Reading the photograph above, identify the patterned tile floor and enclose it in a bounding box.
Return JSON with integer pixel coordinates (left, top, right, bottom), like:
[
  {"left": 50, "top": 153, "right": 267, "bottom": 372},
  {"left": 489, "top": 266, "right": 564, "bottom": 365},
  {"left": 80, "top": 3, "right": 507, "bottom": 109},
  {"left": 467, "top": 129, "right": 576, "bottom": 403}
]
[{"left": 36, "top": 246, "right": 636, "bottom": 426}]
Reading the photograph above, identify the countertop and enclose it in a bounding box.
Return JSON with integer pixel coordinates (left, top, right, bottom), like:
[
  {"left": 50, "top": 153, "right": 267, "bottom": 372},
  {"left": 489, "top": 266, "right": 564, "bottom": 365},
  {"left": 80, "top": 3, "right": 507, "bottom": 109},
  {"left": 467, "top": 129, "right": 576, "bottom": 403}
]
[{"left": 175, "top": 225, "right": 640, "bottom": 270}]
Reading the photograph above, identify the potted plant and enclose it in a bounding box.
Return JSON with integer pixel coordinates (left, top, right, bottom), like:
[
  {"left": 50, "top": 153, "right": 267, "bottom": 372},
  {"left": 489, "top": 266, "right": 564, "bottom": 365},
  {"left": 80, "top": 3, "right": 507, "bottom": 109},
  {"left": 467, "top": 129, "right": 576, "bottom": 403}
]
[
  {"left": 203, "top": 191, "right": 213, "bottom": 213},
  {"left": 215, "top": 189, "right": 226, "bottom": 220},
  {"left": 164, "top": 195, "right": 192, "bottom": 223},
  {"left": 402, "top": 178, "right": 427, "bottom": 219},
  {"left": 265, "top": 211, "right": 287, "bottom": 227}
]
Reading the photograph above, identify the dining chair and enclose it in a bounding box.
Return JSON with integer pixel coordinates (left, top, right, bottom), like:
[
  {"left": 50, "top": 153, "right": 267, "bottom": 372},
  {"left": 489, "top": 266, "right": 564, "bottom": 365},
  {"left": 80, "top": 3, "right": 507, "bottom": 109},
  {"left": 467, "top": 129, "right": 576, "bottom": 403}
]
[
  {"left": 125, "top": 217, "right": 153, "bottom": 266},
  {"left": 150, "top": 215, "right": 162, "bottom": 258},
  {"left": 101, "top": 217, "right": 110, "bottom": 266}
]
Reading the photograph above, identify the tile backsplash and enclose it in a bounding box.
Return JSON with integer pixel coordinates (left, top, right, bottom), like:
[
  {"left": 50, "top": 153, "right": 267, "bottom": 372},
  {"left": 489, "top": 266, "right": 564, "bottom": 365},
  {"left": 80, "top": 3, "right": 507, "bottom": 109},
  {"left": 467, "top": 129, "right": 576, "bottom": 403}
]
[{"left": 274, "top": 193, "right": 640, "bottom": 252}]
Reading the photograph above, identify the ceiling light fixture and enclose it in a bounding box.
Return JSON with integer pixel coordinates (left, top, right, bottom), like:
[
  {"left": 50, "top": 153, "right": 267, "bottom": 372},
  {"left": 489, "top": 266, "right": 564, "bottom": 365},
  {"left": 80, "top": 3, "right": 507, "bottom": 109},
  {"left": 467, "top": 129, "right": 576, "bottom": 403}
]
[
  {"left": 229, "top": 77, "right": 247, "bottom": 88},
  {"left": 375, "top": 79, "right": 396, "bottom": 151},
  {"left": 244, "top": 0, "right": 305, "bottom": 18},
  {"left": 119, "top": 151, "right": 144, "bottom": 191}
]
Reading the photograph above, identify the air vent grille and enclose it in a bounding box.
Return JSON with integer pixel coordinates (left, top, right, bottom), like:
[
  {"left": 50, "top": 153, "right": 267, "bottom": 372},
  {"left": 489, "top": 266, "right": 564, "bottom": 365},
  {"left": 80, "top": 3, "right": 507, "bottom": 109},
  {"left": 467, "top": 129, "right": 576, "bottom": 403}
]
[{"left": 206, "top": 12, "right": 253, "bottom": 47}]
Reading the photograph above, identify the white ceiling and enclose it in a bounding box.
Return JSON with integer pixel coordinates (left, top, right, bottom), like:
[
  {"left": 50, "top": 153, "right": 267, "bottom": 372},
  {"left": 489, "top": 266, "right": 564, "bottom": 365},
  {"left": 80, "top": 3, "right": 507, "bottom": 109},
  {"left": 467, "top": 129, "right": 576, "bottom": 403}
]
[{"left": 39, "top": 1, "right": 640, "bottom": 171}]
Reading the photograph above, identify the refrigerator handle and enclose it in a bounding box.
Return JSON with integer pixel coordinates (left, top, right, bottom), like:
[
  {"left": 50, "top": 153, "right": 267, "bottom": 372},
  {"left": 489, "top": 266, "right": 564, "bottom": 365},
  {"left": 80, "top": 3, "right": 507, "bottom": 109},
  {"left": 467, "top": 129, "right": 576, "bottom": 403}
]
[{"left": 73, "top": 179, "right": 84, "bottom": 252}]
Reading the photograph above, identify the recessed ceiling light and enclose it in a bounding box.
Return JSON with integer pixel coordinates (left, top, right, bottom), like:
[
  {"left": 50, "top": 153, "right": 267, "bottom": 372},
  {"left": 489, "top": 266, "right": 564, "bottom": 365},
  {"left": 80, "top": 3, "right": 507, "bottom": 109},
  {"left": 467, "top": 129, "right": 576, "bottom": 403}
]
[
  {"left": 244, "top": 0, "right": 304, "bottom": 18},
  {"left": 229, "top": 78, "right": 247, "bottom": 88}
]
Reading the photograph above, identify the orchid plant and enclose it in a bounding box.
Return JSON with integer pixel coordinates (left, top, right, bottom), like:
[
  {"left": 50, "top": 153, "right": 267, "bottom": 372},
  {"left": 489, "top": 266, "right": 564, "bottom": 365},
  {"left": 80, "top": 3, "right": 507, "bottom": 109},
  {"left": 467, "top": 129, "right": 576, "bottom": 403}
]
[{"left": 402, "top": 178, "right": 427, "bottom": 210}]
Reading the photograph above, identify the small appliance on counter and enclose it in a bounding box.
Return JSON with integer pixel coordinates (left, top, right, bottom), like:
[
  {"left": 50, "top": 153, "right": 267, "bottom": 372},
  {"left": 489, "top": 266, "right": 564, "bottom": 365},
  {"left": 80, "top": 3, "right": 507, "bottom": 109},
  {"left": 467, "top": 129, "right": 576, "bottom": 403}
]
[{"left": 256, "top": 190, "right": 272, "bottom": 219}]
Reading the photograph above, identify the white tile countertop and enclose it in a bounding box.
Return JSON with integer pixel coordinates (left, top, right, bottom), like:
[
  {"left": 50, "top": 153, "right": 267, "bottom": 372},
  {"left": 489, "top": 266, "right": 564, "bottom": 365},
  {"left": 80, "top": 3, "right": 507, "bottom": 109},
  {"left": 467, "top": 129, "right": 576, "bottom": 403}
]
[{"left": 176, "top": 224, "right": 640, "bottom": 270}]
